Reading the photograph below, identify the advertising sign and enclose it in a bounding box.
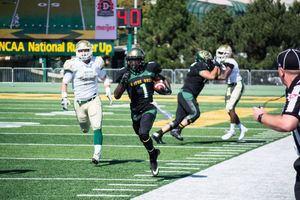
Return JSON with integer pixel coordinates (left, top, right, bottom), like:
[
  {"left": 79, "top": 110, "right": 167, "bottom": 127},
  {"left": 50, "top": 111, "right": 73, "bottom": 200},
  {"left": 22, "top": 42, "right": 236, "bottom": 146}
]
[{"left": 95, "top": 0, "right": 117, "bottom": 40}]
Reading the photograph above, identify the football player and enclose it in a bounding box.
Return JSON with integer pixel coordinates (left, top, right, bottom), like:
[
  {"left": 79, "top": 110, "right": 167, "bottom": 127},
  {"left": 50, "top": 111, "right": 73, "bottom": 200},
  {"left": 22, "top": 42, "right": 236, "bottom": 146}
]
[
  {"left": 60, "top": 40, "right": 112, "bottom": 165},
  {"left": 215, "top": 44, "right": 248, "bottom": 141},
  {"left": 114, "top": 47, "right": 171, "bottom": 177},
  {"left": 152, "top": 50, "right": 220, "bottom": 143}
]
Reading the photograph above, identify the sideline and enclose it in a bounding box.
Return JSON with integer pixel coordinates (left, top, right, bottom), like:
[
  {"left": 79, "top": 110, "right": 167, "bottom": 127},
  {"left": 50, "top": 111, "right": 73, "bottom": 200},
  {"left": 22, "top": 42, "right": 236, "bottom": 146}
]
[{"left": 133, "top": 135, "right": 296, "bottom": 200}]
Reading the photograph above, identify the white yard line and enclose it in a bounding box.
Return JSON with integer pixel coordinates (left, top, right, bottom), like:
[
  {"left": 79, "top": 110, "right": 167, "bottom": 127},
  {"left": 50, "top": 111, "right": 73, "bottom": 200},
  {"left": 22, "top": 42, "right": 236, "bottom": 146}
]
[
  {"left": 0, "top": 177, "right": 156, "bottom": 182},
  {"left": 145, "top": 170, "right": 191, "bottom": 173},
  {"left": 159, "top": 166, "right": 199, "bottom": 170},
  {"left": 93, "top": 188, "right": 144, "bottom": 191},
  {"left": 77, "top": 194, "right": 130, "bottom": 197},
  {"left": 108, "top": 183, "right": 157, "bottom": 187},
  {"left": 165, "top": 163, "right": 208, "bottom": 166},
  {"left": 0, "top": 143, "right": 259, "bottom": 149}
]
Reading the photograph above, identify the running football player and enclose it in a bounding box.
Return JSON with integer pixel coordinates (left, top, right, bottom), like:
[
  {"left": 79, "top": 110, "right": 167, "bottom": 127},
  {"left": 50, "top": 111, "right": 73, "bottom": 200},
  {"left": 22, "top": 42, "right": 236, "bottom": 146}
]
[
  {"left": 60, "top": 40, "right": 112, "bottom": 165},
  {"left": 152, "top": 50, "right": 220, "bottom": 143},
  {"left": 114, "top": 47, "right": 171, "bottom": 176}
]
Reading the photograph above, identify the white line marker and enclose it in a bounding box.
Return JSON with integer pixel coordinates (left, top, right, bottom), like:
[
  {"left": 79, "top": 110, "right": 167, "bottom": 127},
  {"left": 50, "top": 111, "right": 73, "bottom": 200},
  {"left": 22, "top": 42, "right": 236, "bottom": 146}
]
[
  {"left": 92, "top": 188, "right": 144, "bottom": 192},
  {"left": 0, "top": 177, "right": 156, "bottom": 182},
  {"left": 77, "top": 194, "right": 130, "bottom": 197},
  {"left": 209, "top": 149, "right": 246, "bottom": 152},
  {"left": 108, "top": 184, "right": 157, "bottom": 187},
  {"left": 194, "top": 154, "right": 229, "bottom": 157},
  {"left": 159, "top": 166, "right": 200, "bottom": 170},
  {"left": 165, "top": 163, "right": 208, "bottom": 166},
  {"left": 0, "top": 143, "right": 252, "bottom": 149},
  {"left": 186, "top": 157, "right": 225, "bottom": 160},
  {"left": 134, "top": 174, "right": 153, "bottom": 177},
  {"left": 145, "top": 170, "right": 191, "bottom": 173}
]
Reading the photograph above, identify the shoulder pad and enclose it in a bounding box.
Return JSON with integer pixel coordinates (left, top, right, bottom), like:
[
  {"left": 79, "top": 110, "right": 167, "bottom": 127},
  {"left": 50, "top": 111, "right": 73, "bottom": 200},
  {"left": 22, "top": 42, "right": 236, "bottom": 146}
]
[
  {"left": 63, "top": 59, "right": 76, "bottom": 73},
  {"left": 94, "top": 56, "right": 105, "bottom": 69},
  {"left": 223, "top": 58, "right": 238, "bottom": 69},
  {"left": 146, "top": 61, "right": 162, "bottom": 74}
]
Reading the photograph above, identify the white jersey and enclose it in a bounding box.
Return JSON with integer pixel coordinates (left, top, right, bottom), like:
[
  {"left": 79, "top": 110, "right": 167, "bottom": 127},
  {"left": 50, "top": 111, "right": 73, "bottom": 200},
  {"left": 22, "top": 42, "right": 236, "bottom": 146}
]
[
  {"left": 62, "top": 56, "right": 106, "bottom": 101},
  {"left": 224, "top": 58, "right": 242, "bottom": 84}
]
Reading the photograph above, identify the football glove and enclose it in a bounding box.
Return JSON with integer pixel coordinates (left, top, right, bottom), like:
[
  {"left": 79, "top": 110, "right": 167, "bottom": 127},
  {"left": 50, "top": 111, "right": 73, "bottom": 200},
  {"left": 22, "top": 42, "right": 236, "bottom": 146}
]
[
  {"left": 120, "top": 72, "right": 130, "bottom": 86},
  {"left": 61, "top": 97, "right": 70, "bottom": 111},
  {"left": 105, "top": 87, "right": 113, "bottom": 105}
]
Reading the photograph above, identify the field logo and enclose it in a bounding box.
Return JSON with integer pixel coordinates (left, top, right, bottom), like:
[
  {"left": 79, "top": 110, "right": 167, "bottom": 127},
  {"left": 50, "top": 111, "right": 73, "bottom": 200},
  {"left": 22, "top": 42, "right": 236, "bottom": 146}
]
[{"left": 97, "top": 0, "right": 114, "bottom": 16}]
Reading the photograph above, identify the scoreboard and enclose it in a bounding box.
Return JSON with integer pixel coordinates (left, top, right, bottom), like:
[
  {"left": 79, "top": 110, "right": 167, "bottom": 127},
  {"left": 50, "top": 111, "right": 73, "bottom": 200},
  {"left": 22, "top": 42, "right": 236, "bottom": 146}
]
[{"left": 117, "top": 9, "right": 142, "bottom": 28}]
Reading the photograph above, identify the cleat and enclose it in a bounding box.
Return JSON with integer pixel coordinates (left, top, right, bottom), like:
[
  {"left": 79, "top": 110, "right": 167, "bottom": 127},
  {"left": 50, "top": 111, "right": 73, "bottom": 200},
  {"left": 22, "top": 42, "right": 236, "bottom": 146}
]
[
  {"left": 152, "top": 132, "right": 165, "bottom": 144},
  {"left": 91, "top": 153, "right": 100, "bottom": 165},
  {"left": 221, "top": 130, "right": 236, "bottom": 140},
  {"left": 170, "top": 128, "right": 183, "bottom": 141},
  {"left": 149, "top": 149, "right": 160, "bottom": 177},
  {"left": 238, "top": 127, "right": 248, "bottom": 141}
]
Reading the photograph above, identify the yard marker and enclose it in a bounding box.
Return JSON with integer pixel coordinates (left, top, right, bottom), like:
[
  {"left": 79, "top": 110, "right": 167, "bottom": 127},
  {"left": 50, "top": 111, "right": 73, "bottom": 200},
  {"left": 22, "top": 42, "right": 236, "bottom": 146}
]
[
  {"left": 145, "top": 170, "right": 191, "bottom": 173},
  {"left": 165, "top": 163, "right": 208, "bottom": 166},
  {"left": 159, "top": 166, "right": 200, "bottom": 170},
  {"left": 93, "top": 188, "right": 144, "bottom": 192},
  {"left": 0, "top": 177, "right": 156, "bottom": 182},
  {"left": 108, "top": 184, "right": 157, "bottom": 187},
  {"left": 77, "top": 194, "right": 130, "bottom": 197}
]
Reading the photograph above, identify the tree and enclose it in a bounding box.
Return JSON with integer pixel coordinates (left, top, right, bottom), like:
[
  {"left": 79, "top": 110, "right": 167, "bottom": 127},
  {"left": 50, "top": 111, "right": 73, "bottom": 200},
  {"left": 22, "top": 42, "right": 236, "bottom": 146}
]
[
  {"left": 195, "top": 6, "right": 234, "bottom": 54},
  {"left": 138, "top": 0, "right": 202, "bottom": 69},
  {"left": 230, "top": 0, "right": 300, "bottom": 69}
]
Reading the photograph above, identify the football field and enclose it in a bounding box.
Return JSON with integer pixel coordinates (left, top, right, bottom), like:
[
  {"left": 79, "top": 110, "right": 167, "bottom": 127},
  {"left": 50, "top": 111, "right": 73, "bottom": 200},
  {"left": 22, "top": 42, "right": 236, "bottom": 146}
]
[{"left": 0, "top": 83, "right": 289, "bottom": 199}]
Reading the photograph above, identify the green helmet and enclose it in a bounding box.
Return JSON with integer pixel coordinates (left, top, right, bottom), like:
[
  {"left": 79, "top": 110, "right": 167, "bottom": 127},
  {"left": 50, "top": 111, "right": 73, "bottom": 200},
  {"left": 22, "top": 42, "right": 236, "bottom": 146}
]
[
  {"left": 126, "top": 48, "right": 145, "bottom": 73},
  {"left": 195, "top": 50, "right": 213, "bottom": 63}
]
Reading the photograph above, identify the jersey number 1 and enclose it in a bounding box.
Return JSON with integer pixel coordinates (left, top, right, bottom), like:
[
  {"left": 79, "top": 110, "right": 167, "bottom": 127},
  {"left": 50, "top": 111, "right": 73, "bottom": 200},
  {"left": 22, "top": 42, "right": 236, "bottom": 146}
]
[{"left": 140, "top": 84, "right": 149, "bottom": 98}]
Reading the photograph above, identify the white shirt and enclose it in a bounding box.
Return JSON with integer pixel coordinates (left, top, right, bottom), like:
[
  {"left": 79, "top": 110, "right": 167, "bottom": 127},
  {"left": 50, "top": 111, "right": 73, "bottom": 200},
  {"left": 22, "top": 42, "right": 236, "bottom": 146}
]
[
  {"left": 62, "top": 56, "right": 106, "bottom": 101},
  {"left": 224, "top": 58, "right": 242, "bottom": 84}
]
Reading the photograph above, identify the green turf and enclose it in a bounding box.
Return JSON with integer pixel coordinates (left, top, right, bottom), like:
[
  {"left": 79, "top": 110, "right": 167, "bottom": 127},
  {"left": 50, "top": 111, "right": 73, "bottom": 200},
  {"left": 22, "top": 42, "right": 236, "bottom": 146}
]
[{"left": 0, "top": 89, "right": 289, "bottom": 200}]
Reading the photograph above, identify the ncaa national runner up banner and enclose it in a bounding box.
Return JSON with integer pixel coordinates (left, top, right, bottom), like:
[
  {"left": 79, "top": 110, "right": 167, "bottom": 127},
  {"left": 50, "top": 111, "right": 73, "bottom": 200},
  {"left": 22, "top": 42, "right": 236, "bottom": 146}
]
[{"left": 0, "top": 40, "right": 114, "bottom": 56}]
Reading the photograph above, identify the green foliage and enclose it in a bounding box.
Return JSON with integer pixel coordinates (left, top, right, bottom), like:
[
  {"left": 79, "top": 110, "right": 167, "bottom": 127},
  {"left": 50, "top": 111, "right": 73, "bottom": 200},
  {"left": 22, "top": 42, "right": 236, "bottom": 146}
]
[
  {"left": 138, "top": 0, "right": 202, "bottom": 69},
  {"left": 138, "top": 0, "right": 300, "bottom": 70}
]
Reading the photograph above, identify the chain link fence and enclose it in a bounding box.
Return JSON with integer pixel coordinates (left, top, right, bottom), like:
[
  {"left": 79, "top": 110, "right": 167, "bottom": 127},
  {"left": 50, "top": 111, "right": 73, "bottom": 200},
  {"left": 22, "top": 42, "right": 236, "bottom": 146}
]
[{"left": 0, "top": 67, "right": 282, "bottom": 85}]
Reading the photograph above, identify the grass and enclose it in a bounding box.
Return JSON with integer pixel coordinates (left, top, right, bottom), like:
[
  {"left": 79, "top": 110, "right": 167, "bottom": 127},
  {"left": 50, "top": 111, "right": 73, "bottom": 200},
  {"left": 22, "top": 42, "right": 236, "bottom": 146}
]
[{"left": 0, "top": 85, "right": 289, "bottom": 200}]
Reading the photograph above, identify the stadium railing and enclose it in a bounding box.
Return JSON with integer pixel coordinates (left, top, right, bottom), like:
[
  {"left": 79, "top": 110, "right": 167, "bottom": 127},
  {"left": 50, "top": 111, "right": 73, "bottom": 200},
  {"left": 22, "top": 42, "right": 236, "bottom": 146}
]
[{"left": 0, "top": 67, "right": 282, "bottom": 86}]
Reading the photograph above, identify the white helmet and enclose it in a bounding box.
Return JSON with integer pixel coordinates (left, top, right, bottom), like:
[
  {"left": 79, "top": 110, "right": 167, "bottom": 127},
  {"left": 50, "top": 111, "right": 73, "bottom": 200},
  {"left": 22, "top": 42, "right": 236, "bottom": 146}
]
[
  {"left": 216, "top": 44, "right": 232, "bottom": 62},
  {"left": 76, "top": 40, "right": 93, "bottom": 61}
]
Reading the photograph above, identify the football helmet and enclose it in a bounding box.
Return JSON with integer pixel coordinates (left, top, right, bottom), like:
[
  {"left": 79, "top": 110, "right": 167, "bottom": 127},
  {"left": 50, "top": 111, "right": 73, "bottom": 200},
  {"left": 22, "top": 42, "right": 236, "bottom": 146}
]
[
  {"left": 126, "top": 48, "right": 145, "bottom": 73},
  {"left": 216, "top": 45, "right": 232, "bottom": 62},
  {"left": 76, "top": 40, "right": 93, "bottom": 61},
  {"left": 195, "top": 50, "right": 214, "bottom": 70}
]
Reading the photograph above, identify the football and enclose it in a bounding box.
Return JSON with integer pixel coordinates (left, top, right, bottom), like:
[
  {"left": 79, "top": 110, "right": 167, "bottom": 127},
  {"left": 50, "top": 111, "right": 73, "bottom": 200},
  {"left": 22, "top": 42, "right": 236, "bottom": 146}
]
[{"left": 154, "top": 80, "right": 166, "bottom": 91}]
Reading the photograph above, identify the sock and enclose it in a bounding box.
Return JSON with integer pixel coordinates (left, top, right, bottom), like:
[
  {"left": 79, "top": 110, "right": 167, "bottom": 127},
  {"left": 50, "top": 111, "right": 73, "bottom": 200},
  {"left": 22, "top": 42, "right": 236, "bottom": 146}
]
[
  {"left": 237, "top": 123, "right": 246, "bottom": 131},
  {"left": 93, "top": 129, "right": 103, "bottom": 145},
  {"left": 93, "top": 129, "right": 103, "bottom": 156},
  {"left": 140, "top": 135, "right": 154, "bottom": 152},
  {"left": 157, "top": 129, "right": 163, "bottom": 135},
  {"left": 94, "top": 145, "right": 102, "bottom": 156},
  {"left": 230, "top": 123, "right": 235, "bottom": 131}
]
